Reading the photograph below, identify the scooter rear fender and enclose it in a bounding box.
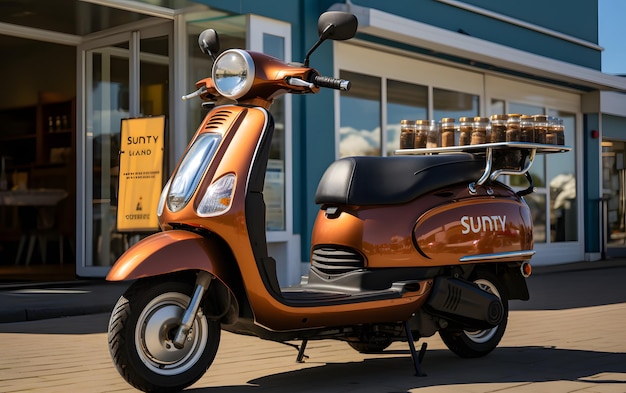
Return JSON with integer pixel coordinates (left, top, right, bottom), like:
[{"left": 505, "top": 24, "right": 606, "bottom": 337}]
[{"left": 106, "top": 230, "right": 234, "bottom": 283}]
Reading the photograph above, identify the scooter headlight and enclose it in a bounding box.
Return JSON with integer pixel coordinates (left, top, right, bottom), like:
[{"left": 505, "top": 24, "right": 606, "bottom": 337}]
[
  {"left": 167, "top": 133, "right": 221, "bottom": 213},
  {"left": 212, "top": 49, "right": 255, "bottom": 99},
  {"left": 157, "top": 177, "right": 171, "bottom": 218},
  {"left": 197, "top": 174, "right": 236, "bottom": 216}
]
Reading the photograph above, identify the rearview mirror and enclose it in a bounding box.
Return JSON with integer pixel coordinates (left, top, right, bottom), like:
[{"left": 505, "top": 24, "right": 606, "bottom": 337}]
[
  {"left": 318, "top": 11, "right": 358, "bottom": 41},
  {"left": 198, "top": 29, "right": 220, "bottom": 61}
]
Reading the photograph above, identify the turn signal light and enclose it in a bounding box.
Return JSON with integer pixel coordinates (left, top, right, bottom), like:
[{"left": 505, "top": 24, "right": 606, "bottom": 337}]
[{"left": 521, "top": 262, "right": 532, "bottom": 278}]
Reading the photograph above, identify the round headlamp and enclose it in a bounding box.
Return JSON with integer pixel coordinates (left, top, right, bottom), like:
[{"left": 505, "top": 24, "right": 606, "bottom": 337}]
[{"left": 212, "top": 49, "right": 255, "bottom": 99}]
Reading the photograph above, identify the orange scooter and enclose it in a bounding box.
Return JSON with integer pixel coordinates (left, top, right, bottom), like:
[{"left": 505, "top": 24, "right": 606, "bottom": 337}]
[{"left": 106, "top": 11, "right": 568, "bottom": 392}]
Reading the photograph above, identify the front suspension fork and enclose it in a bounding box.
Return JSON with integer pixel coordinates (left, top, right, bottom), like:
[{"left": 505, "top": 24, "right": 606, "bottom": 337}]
[{"left": 173, "top": 271, "right": 213, "bottom": 349}]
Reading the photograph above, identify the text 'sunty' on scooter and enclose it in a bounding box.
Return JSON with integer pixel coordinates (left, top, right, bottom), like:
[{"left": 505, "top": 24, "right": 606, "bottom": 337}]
[{"left": 106, "top": 11, "right": 570, "bottom": 392}]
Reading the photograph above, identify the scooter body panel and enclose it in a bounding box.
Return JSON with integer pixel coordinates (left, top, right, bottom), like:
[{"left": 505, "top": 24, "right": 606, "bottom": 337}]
[
  {"left": 106, "top": 230, "right": 233, "bottom": 283},
  {"left": 312, "top": 183, "right": 532, "bottom": 267}
]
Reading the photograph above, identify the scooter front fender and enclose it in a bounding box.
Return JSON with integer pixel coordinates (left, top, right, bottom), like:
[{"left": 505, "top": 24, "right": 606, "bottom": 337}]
[{"left": 106, "top": 230, "right": 232, "bottom": 282}]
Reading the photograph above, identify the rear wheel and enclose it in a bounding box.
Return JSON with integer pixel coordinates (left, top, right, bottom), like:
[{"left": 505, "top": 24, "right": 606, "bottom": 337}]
[
  {"left": 108, "top": 278, "right": 220, "bottom": 392},
  {"left": 438, "top": 271, "right": 508, "bottom": 358}
]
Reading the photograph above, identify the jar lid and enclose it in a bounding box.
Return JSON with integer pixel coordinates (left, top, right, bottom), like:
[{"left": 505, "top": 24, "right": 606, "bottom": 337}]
[
  {"left": 459, "top": 116, "right": 473, "bottom": 122},
  {"left": 416, "top": 119, "right": 435, "bottom": 125},
  {"left": 474, "top": 116, "right": 490, "bottom": 123},
  {"left": 441, "top": 117, "right": 455, "bottom": 123},
  {"left": 521, "top": 114, "right": 532, "bottom": 120},
  {"left": 401, "top": 119, "right": 416, "bottom": 124},
  {"left": 532, "top": 114, "right": 548, "bottom": 122},
  {"left": 507, "top": 113, "right": 521, "bottom": 120},
  {"left": 490, "top": 114, "right": 508, "bottom": 121}
]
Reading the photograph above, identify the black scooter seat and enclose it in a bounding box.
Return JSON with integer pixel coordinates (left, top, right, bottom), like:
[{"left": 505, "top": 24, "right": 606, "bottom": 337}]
[{"left": 315, "top": 153, "right": 485, "bottom": 206}]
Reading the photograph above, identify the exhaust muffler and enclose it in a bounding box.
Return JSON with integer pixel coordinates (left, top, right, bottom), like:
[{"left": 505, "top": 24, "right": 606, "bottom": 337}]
[{"left": 426, "top": 276, "right": 503, "bottom": 329}]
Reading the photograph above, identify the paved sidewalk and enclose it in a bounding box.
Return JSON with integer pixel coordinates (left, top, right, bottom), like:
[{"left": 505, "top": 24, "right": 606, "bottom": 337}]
[
  {"left": 1, "top": 258, "right": 625, "bottom": 323},
  {"left": 0, "top": 280, "right": 129, "bottom": 323},
  {"left": 0, "top": 261, "right": 625, "bottom": 392}
]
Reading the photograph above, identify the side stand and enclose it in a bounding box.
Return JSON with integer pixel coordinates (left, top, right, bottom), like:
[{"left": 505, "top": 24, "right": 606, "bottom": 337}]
[
  {"left": 404, "top": 321, "right": 427, "bottom": 376},
  {"left": 296, "top": 339, "right": 309, "bottom": 363},
  {"left": 279, "top": 340, "right": 309, "bottom": 362}
]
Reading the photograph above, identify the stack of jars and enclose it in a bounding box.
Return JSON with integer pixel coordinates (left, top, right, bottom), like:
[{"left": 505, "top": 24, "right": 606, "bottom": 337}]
[{"left": 399, "top": 114, "right": 565, "bottom": 149}]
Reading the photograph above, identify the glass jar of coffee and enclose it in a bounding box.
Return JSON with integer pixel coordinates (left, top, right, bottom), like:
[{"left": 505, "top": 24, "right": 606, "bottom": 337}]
[
  {"left": 458, "top": 116, "right": 473, "bottom": 146},
  {"left": 490, "top": 114, "right": 507, "bottom": 143},
  {"left": 440, "top": 117, "right": 456, "bottom": 147},
  {"left": 554, "top": 118, "right": 565, "bottom": 145},
  {"left": 472, "top": 117, "right": 490, "bottom": 145},
  {"left": 414, "top": 119, "right": 430, "bottom": 148},
  {"left": 400, "top": 119, "right": 416, "bottom": 149},
  {"left": 506, "top": 113, "right": 521, "bottom": 142},
  {"left": 427, "top": 120, "right": 440, "bottom": 148},
  {"left": 532, "top": 114, "right": 548, "bottom": 144},
  {"left": 520, "top": 115, "right": 534, "bottom": 142},
  {"left": 546, "top": 117, "right": 565, "bottom": 145}
]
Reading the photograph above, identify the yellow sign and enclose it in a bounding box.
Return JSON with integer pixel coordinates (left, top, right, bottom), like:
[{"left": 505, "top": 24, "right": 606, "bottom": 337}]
[{"left": 117, "top": 116, "right": 165, "bottom": 232}]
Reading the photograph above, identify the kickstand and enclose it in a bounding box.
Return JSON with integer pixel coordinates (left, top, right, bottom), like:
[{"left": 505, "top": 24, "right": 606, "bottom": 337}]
[
  {"left": 296, "top": 339, "right": 309, "bottom": 363},
  {"left": 279, "top": 340, "right": 309, "bottom": 362},
  {"left": 404, "top": 321, "right": 427, "bottom": 376}
]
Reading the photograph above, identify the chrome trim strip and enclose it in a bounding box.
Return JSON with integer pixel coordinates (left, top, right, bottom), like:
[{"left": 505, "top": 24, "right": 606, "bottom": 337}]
[{"left": 459, "top": 250, "right": 535, "bottom": 263}]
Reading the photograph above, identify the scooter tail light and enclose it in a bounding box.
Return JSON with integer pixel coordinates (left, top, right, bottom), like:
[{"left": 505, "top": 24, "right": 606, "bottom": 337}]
[
  {"left": 197, "top": 174, "right": 236, "bottom": 216},
  {"left": 521, "top": 261, "right": 532, "bottom": 278}
]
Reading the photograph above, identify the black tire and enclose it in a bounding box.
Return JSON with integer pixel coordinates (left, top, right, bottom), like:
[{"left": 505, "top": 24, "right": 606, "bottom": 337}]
[
  {"left": 438, "top": 271, "right": 508, "bottom": 358},
  {"left": 108, "top": 278, "right": 220, "bottom": 392},
  {"left": 348, "top": 338, "right": 392, "bottom": 354}
]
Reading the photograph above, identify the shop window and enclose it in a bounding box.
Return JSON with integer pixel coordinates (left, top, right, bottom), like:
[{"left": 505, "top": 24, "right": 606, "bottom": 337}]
[
  {"left": 339, "top": 70, "right": 381, "bottom": 157},
  {"left": 489, "top": 100, "right": 578, "bottom": 244},
  {"left": 386, "top": 79, "right": 427, "bottom": 156},
  {"left": 603, "top": 140, "right": 626, "bottom": 246},
  {"left": 340, "top": 71, "right": 480, "bottom": 158},
  {"left": 547, "top": 109, "right": 577, "bottom": 242},
  {"left": 433, "top": 88, "right": 479, "bottom": 123}
]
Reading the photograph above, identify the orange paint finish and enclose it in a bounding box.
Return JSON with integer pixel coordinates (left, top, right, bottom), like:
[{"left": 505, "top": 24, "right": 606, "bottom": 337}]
[
  {"left": 311, "top": 208, "right": 365, "bottom": 252},
  {"left": 414, "top": 198, "right": 532, "bottom": 263},
  {"left": 106, "top": 230, "right": 232, "bottom": 282},
  {"left": 312, "top": 183, "right": 531, "bottom": 269}
]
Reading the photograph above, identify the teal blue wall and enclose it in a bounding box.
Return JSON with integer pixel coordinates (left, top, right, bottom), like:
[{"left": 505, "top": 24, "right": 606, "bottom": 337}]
[
  {"left": 603, "top": 114, "right": 626, "bottom": 139},
  {"left": 194, "top": 0, "right": 606, "bottom": 262},
  {"left": 348, "top": 0, "right": 600, "bottom": 69}
]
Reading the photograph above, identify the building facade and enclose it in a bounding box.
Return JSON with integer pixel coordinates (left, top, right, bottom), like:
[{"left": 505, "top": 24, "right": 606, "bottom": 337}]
[{"left": 0, "top": 0, "right": 625, "bottom": 284}]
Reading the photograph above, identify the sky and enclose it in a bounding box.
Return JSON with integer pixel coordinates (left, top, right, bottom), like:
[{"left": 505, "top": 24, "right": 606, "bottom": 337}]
[{"left": 599, "top": 0, "right": 626, "bottom": 75}]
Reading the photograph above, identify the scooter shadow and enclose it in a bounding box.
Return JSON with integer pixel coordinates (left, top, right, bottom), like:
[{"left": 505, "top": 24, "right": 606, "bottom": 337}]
[{"left": 190, "top": 347, "right": 626, "bottom": 392}]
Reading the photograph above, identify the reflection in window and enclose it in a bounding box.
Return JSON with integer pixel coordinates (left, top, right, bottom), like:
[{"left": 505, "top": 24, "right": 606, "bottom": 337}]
[
  {"left": 386, "top": 80, "right": 427, "bottom": 156},
  {"left": 489, "top": 100, "right": 578, "bottom": 244},
  {"left": 547, "top": 109, "right": 577, "bottom": 242},
  {"left": 339, "top": 70, "right": 381, "bottom": 157},
  {"left": 433, "top": 88, "right": 479, "bottom": 122},
  {"left": 603, "top": 140, "right": 626, "bottom": 246},
  {"left": 504, "top": 102, "right": 546, "bottom": 188},
  {"left": 263, "top": 33, "right": 286, "bottom": 231},
  {"left": 525, "top": 193, "right": 546, "bottom": 243}
]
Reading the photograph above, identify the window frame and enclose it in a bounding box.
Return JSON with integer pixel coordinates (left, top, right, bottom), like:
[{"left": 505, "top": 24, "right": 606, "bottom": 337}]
[{"left": 333, "top": 41, "right": 584, "bottom": 264}]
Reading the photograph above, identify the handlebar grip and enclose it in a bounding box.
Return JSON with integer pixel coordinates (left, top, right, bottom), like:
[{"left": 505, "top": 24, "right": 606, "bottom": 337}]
[{"left": 313, "top": 75, "right": 351, "bottom": 91}]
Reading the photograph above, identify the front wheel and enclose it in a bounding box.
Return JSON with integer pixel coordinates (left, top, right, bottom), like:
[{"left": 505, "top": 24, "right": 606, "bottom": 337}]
[
  {"left": 438, "top": 271, "right": 508, "bottom": 358},
  {"left": 108, "top": 278, "right": 220, "bottom": 392}
]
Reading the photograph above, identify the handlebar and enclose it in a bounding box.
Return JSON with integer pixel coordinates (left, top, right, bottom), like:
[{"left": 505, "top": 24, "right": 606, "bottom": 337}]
[
  {"left": 181, "top": 86, "right": 207, "bottom": 101},
  {"left": 312, "top": 75, "right": 351, "bottom": 91}
]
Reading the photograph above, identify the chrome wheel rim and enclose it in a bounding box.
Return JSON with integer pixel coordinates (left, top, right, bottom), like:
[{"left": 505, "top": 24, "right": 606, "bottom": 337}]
[
  {"left": 463, "top": 279, "right": 501, "bottom": 344},
  {"left": 134, "top": 292, "right": 208, "bottom": 375}
]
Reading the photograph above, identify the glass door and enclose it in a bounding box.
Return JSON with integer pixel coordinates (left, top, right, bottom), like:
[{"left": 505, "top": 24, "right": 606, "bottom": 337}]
[{"left": 78, "top": 24, "right": 171, "bottom": 275}]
